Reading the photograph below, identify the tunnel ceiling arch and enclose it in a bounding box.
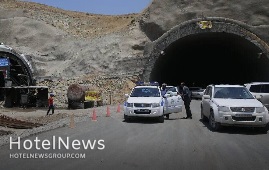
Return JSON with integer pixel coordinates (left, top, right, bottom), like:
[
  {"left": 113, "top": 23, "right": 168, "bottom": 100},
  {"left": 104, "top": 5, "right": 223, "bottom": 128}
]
[
  {"left": 142, "top": 17, "right": 269, "bottom": 87},
  {"left": 0, "top": 45, "right": 34, "bottom": 86}
]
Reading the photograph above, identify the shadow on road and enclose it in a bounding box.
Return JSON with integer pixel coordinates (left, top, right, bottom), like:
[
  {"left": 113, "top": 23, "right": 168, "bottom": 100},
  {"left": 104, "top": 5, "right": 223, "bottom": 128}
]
[
  {"left": 199, "top": 119, "right": 268, "bottom": 135},
  {"left": 167, "top": 118, "right": 181, "bottom": 120},
  {"left": 123, "top": 117, "right": 164, "bottom": 124}
]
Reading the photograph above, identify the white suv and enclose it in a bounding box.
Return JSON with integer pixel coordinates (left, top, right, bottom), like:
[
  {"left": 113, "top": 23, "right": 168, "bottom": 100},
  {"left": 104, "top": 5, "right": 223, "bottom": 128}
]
[
  {"left": 124, "top": 82, "right": 183, "bottom": 123},
  {"left": 244, "top": 82, "right": 269, "bottom": 109},
  {"left": 201, "top": 84, "right": 269, "bottom": 132}
]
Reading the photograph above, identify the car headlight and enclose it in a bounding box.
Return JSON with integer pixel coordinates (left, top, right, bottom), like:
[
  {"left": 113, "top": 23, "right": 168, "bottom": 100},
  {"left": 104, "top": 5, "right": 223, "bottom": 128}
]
[
  {"left": 152, "top": 103, "right": 160, "bottom": 108},
  {"left": 256, "top": 107, "right": 266, "bottom": 113},
  {"left": 218, "top": 106, "right": 230, "bottom": 112},
  {"left": 126, "top": 103, "right": 133, "bottom": 107}
]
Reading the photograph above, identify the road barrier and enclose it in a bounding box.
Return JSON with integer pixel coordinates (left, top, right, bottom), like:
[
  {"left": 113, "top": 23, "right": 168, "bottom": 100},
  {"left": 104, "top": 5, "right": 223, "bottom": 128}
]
[
  {"left": 117, "top": 104, "right": 121, "bottom": 113},
  {"left": 92, "top": 108, "right": 97, "bottom": 121}
]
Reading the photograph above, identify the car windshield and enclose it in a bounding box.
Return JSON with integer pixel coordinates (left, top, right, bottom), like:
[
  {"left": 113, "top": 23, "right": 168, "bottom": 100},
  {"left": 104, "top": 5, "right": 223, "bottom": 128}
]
[
  {"left": 130, "top": 87, "right": 160, "bottom": 97},
  {"left": 214, "top": 87, "right": 254, "bottom": 99},
  {"left": 167, "top": 86, "right": 177, "bottom": 92}
]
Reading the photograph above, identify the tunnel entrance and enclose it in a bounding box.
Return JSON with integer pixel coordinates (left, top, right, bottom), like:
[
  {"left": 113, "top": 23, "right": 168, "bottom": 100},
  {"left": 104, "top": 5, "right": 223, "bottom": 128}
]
[
  {"left": 143, "top": 18, "right": 269, "bottom": 88},
  {"left": 150, "top": 32, "right": 269, "bottom": 88},
  {"left": 0, "top": 44, "right": 34, "bottom": 87},
  {"left": 0, "top": 44, "right": 49, "bottom": 108}
]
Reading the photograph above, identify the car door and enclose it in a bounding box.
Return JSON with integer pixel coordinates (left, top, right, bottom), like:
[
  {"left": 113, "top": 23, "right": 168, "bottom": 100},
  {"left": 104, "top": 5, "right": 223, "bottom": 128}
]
[
  {"left": 202, "top": 86, "right": 212, "bottom": 117},
  {"left": 174, "top": 94, "right": 183, "bottom": 112},
  {"left": 164, "top": 86, "right": 179, "bottom": 113},
  {"left": 170, "top": 86, "right": 182, "bottom": 113},
  {"left": 163, "top": 92, "right": 172, "bottom": 114}
]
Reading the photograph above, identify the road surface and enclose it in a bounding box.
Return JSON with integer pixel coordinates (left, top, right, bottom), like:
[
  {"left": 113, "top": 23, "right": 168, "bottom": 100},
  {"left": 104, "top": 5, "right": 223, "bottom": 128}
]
[{"left": 0, "top": 100, "right": 269, "bottom": 170}]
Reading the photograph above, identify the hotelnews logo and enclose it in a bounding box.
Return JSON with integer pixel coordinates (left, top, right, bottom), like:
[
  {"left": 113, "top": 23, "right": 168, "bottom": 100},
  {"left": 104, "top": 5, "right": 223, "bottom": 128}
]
[{"left": 9, "top": 136, "right": 105, "bottom": 159}]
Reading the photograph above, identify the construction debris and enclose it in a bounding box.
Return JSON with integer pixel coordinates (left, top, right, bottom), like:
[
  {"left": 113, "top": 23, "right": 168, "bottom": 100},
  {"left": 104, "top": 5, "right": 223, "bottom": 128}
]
[
  {"left": 0, "top": 115, "right": 44, "bottom": 129},
  {"left": 0, "top": 130, "right": 12, "bottom": 136}
]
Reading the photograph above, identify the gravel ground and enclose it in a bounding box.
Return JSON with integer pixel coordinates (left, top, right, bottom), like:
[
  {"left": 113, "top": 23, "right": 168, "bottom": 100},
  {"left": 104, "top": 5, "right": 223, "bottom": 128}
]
[{"left": 0, "top": 104, "right": 123, "bottom": 146}]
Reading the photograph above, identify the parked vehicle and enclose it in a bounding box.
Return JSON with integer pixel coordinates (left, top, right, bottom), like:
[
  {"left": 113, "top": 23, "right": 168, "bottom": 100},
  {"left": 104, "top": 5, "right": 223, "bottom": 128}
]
[
  {"left": 201, "top": 84, "right": 269, "bottom": 132},
  {"left": 189, "top": 87, "right": 203, "bottom": 99},
  {"left": 191, "top": 89, "right": 205, "bottom": 100},
  {"left": 124, "top": 82, "right": 183, "bottom": 122},
  {"left": 244, "top": 82, "right": 269, "bottom": 110}
]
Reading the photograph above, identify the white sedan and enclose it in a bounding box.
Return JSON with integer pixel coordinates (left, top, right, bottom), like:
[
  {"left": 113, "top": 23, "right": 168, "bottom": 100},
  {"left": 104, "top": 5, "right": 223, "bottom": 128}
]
[{"left": 201, "top": 84, "right": 269, "bottom": 132}]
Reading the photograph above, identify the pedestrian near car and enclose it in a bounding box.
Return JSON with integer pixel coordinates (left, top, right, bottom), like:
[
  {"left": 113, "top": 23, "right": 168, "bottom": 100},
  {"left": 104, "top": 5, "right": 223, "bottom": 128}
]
[
  {"left": 160, "top": 83, "right": 168, "bottom": 97},
  {"left": 47, "top": 93, "right": 55, "bottom": 115},
  {"left": 180, "top": 82, "right": 192, "bottom": 119}
]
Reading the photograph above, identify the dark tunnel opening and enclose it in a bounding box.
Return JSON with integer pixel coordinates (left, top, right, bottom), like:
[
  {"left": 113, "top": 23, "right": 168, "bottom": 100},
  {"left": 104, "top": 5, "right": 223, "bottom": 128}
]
[
  {"left": 0, "top": 52, "right": 33, "bottom": 86},
  {"left": 150, "top": 32, "right": 269, "bottom": 88}
]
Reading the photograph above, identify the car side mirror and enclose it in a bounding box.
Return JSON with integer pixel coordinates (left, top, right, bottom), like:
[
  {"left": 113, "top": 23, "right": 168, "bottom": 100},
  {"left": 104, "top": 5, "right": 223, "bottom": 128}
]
[
  {"left": 164, "top": 93, "right": 171, "bottom": 98},
  {"left": 125, "top": 94, "right": 129, "bottom": 98},
  {"left": 203, "top": 95, "right": 210, "bottom": 99},
  {"left": 255, "top": 95, "right": 262, "bottom": 100}
]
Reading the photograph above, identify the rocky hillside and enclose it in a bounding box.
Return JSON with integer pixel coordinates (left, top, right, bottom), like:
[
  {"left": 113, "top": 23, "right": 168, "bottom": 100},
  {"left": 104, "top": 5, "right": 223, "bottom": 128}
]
[
  {"left": 0, "top": 0, "right": 152, "bottom": 106},
  {"left": 0, "top": 0, "right": 150, "bottom": 78}
]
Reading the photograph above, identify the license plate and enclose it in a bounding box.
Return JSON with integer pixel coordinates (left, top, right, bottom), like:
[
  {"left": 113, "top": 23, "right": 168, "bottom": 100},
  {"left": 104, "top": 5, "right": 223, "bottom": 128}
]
[
  {"left": 138, "top": 109, "right": 149, "bottom": 112},
  {"left": 235, "top": 114, "right": 252, "bottom": 117}
]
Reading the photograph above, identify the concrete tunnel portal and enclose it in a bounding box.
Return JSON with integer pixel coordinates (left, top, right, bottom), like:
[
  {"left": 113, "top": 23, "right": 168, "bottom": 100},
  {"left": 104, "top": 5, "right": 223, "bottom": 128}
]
[{"left": 143, "top": 18, "right": 269, "bottom": 88}]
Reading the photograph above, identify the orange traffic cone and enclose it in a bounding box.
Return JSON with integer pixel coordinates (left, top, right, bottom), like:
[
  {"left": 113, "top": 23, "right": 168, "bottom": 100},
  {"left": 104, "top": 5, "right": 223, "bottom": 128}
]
[
  {"left": 117, "top": 104, "right": 121, "bottom": 113},
  {"left": 92, "top": 108, "right": 97, "bottom": 121},
  {"left": 69, "top": 113, "right": 75, "bottom": 128},
  {"left": 106, "top": 105, "right": 111, "bottom": 117}
]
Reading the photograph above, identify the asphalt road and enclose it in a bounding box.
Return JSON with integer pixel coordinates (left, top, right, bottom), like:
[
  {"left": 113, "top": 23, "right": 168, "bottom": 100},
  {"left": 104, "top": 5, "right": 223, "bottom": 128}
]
[{"left": 1, "top": 100, "right": 269, "bottom": 170}]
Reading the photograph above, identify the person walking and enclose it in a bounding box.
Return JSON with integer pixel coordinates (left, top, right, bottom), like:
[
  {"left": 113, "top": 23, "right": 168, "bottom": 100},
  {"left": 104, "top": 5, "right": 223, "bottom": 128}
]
[
  {"left": 47, "top": 93, "right": 55, "bottom": 115},
  {"left": 179, "top": 82, "right": 192, "bottom": 119}
]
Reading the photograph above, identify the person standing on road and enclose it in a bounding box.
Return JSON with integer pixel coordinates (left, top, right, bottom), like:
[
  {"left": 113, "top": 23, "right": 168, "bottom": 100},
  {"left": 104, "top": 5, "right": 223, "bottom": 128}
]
[
  {"left": 179, "top": 82, "right": 192, "bottom": 119},
  {"left": 47, "top": 93, "right": 55, "bottom": 115}
]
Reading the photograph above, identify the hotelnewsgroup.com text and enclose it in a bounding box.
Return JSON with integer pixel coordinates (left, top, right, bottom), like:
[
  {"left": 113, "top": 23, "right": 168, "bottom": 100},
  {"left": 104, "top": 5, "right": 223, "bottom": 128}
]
[
  {"left": 9, "top": 136, "right": 105, "bottom": 159},
  {"left": 10, "top": 153, "right": 86, "bottom": 159}
]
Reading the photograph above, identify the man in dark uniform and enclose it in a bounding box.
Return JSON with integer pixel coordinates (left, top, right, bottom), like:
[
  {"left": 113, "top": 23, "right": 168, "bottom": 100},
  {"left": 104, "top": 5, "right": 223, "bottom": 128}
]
[{"left": 179, "top": 82, "right": 192, "bottom": 119}]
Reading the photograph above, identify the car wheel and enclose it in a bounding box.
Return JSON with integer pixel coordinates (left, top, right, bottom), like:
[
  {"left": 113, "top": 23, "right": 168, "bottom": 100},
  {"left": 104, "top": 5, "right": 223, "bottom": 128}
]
[
  {"left": 258, "top": 127, "right": 268, "bottom": 134},
  {"left": 165, "top": 114, "right": 170, "bottom": 119},
  {"left": 159, "top": 115, "right": 164, "bottom": 123},
  {"left": 209, "top": 110, "right": 221, "bottom": 131},
  {"left": 201, "top": 106, "right": 208, "bottom": 122},
  {"left": 124, "top": 114, "right": 130, "bottom": 122}
]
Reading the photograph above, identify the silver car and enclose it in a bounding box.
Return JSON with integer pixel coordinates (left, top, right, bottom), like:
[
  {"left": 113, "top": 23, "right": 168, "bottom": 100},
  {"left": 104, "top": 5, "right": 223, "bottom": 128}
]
[
  {"left": 191, "top": 89, "right": 205, "bottom": 100},
  {"left": 201, "top": 84, "right": 269, "bottom": 133}
]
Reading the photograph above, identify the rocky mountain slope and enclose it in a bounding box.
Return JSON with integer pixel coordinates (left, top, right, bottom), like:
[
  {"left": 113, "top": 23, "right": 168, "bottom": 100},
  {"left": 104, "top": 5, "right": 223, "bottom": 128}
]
[
  {"left": 0, "top": 0, "right": 152, "bottom": 106},
  {"left": 0, "top": 0, "right": 151, "bottom": 78},
  {"left": 140, "top": 0, "right": 269, "bottom": 43}
]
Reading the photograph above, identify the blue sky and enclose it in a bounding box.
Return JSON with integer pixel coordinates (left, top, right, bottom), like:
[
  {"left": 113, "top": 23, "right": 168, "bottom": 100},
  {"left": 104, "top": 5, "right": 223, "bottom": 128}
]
[{"left": 21, "top": 0, "right": 152, "bottom": 15}]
